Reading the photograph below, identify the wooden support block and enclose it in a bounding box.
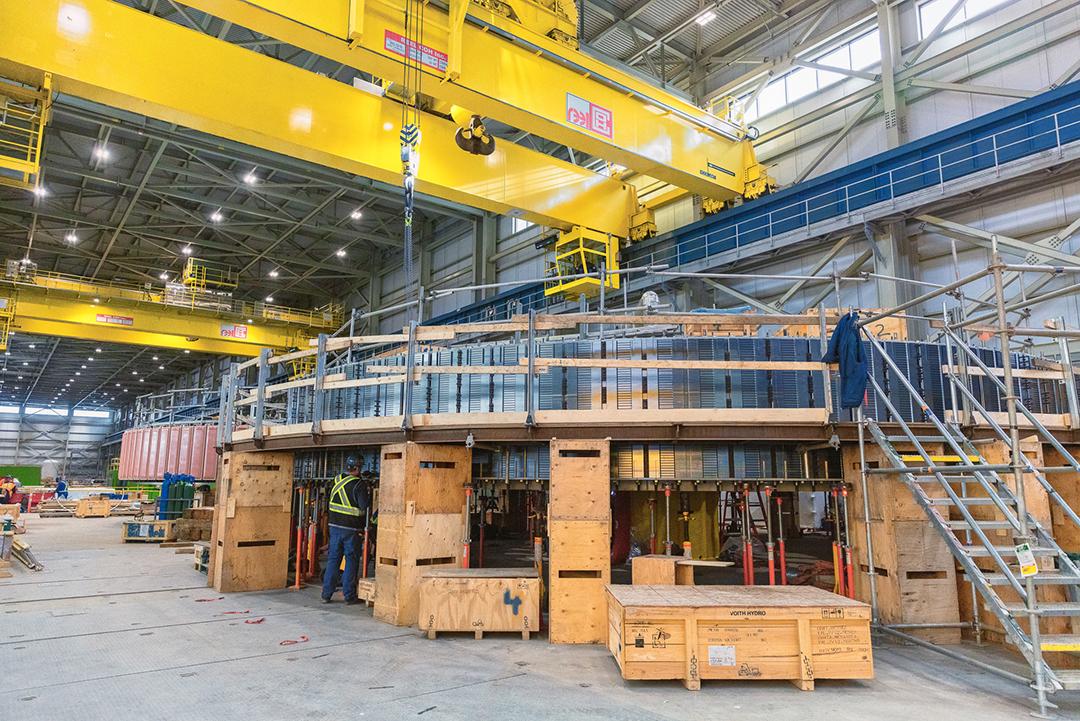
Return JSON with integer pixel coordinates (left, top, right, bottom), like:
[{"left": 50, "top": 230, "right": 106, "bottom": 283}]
[
  {"left": 373, "top": 443, "right": 469, "bottom": 627},
  {"left": 548, "top": 438, "right": 611, "bottom": 645},
  {"left": 210, "top": 450, "right": 294, "bottom": 593}
]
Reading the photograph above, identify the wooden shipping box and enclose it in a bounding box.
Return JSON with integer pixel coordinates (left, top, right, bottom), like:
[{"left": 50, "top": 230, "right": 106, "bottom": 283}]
[
  {"left": 418, "top": 568, "right": 540, "bottom": 639},
  {"left": 74, "top": 497, "right": 111, "bottom": 518},
  {"left": 548, "top": 438, "right": 612, "bottom": 644},
  {"left": 209, "top": 450, "right": 294, "bottom": 593},
  {"left": 632, "top": 555, "right": 695, "bottom": 585},
  {"left": 374, "top": 443, "right": 469, "bottom": 627},
  {"left": 606, "top": 585, "right": 873, "bottom": 691},
  {"left": 121, "top": 519, "right": 176, "bottom": 542}
]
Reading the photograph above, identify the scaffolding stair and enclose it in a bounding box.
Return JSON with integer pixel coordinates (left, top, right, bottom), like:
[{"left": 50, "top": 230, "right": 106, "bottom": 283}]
[{"left": 860, "top": 329, "right": 1080, "bottom": 702}]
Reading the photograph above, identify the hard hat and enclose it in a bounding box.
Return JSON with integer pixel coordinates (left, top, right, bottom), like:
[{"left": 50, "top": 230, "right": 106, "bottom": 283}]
[{"left": 346, "top": 456, "right": 359, "bottom": 468}]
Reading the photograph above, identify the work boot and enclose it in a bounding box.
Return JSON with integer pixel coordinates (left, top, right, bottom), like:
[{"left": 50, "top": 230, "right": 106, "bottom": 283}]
[
  {"left": 321, "top": 597, "right": 333, "bottom": 604},
  {"left": 344, "top": 598, "right": 361, "bottom": 606}
]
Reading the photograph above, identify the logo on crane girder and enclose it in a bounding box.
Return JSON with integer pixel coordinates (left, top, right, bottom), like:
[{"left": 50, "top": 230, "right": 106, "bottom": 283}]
[
  {"left": 566, "top": 93, "right": 613, "bottom": 139},
  {"left": 220, "top": 323, "right": 249, "bottom": 339},
  {"left": 383, "top": 30, "right": 448, "bottom": 73}
]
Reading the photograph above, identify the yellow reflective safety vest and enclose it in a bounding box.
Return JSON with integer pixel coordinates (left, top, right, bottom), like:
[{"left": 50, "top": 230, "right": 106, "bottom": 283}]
[{"left": 328, "top": 473, "right": 363, "bottom": 530}]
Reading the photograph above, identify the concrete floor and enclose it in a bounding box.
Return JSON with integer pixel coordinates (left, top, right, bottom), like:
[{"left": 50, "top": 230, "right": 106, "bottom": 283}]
[{"left": 2, "top": 518, "right": 1076, "bottom": 720}]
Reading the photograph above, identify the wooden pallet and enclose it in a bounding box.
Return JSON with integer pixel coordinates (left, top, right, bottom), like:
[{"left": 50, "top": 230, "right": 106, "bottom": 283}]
[{"left": 606, "top": 585, "right": 873, "bottom": 691}]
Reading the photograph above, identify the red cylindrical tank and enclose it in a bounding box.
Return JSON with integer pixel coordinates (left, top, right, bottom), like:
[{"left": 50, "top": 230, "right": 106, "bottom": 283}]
[{"left": 118, "top": 424, "right": 220, "bottom": 481}]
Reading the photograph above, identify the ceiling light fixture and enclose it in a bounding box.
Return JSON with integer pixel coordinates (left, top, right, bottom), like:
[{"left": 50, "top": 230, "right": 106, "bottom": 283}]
[
  {"left": 265, "top": 295, "right": 274, "bottom": 303},
  {"left": 336, "top": 249, "right": 346, "bottom": 257},
  {"left": 268, "top": 269, "right": 279, "bottom": 278},
  {"left": 93, "top": 145, "right": 110, "bottom": 161},
  {"left": 159, "top": 272, "right": 169, "bottom": 280},
  {"left": 65, "top": 230, "right": 78, "bottom": 243},
  {"left": 696, "top": 9, "right": 716, "bottom": 25},
  {"left": 209, "top": 210, "right": 224, "bottom": 223},
  {"left": 242, "top": 169, "right": 258, "bottom": 185},
  {"left": 181, "top": 245, "right": 194, "bottom": 255},
  {"left": 350, "top": 209, "right": 363, "bottom": 220}
]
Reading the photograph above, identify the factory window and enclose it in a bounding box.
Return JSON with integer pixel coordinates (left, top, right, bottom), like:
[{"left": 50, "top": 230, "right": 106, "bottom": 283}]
[
  {"left": 0, "top": 405, "right": 19, "bottom": 414},
  {"left": 917, "top": 0, "right": 1009, "bottom": 39},
  {"left": 74, "top": 409, "right": 112, "bottom": 419},
  {"left": 25, "top": 405, "right": 66, "bottom": 416},
  {"left": 510, "top": 217, "right": 534, "bottom": 234},
  {"left": 741, "top": 29, "right": 879, "bottom": 123}
]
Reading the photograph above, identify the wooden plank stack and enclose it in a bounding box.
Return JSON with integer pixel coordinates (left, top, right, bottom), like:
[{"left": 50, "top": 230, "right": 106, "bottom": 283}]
[
  {"left": 373, "top": 442, "right": 468, "bottom": 627},
  {"left": 209, "top": 450, "right": 294, "bottom": 592},
  {"left": 174, "top": 506, "right": 214, "bottom": 542},
  {"left": 606, "top": 585, "right": 873, "bottom": 690},
  {"left": 418, "top": 568, "right": 539, "bottom": 640},
  {"left": 548, "top": 438, "right": 611, "bottom": 644}
]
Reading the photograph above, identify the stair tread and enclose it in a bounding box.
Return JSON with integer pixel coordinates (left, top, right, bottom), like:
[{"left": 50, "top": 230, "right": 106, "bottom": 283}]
[
  {"left": 1051, "top": 669, "right": 1080, "bottom": 689},
  {"left": 946, "top": 519, "right": 1016, "bottom": 529},
  {"left": 1040, "top": 634, "right": 1080, "bottom": 650},
  {"left": 976, "top": 571, "right": 1080, "bottom": 585},
  {"left": 962, "top": 546, "right": 1057, "bottom": 557},
  {"left": 1006, "top": 603, "right": 1080, "bottom": 616},
  {"left": 928, "top": 497, "right": 1014, "bottom": 505}
]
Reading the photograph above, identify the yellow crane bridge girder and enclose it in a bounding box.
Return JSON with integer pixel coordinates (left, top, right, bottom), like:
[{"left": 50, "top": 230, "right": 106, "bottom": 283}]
[
  {"left": 2, "top": 271, "right": 340, "bottom": 355},
  {"left": 188, "top": 0, "right": 768, "bottom": 201},
  {"left": 0, "top": 0, "right": 636, "bottom": 237}
]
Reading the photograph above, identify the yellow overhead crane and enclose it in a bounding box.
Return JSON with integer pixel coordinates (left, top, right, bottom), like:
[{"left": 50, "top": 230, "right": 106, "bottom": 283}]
[
  {"left": 0, "top": 261, "right": 341, "bottom": 355},
  {"left": 0, "top": 0, "right": 772, "bottom": 300}
]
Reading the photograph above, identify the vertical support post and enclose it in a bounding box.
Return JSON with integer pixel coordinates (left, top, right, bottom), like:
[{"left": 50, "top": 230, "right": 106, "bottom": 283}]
[
  {"left": 598, "top": 261, "right": 606, "bottom": 340},
  {"left": 222, "top": 362, "right": 238, "bottom": 447},
  {"left": 401, "top": 321, "right": 417, "bottom": 431},
  {"left": 215, "top": 372, "right": 229, "bottom": 449},
  {"left": 991, "top": 252, "right": 1048, "bottom": 715},
  {"left": 525, "top": 309, "right": 536, "bottom": 427},
  {"left": 346, "top": 307, "right": 357, "bottom": 366},
  {"left": 253, "top": 348, "right": 270, "bottom": 443},
  {"left": 311, "top": 333, "right": 328, "bottom": 436},
  {"left": 819, "top": 303, "right": 834, "bottom": 420},
  {"left": 1057, "top": 317, "right": 1080, "bottom": 430}
]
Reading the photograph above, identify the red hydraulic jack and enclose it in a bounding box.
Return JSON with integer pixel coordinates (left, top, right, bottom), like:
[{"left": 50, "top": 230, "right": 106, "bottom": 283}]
[
  {"left": 764, "top": 486, "right": 776, "bottom": 585},
  {"left": 741, "top": 484, "right": 754, "bottom": 585},
  {"left": 841, "top": 486, "right": 855, "bottom": 599},
  {"left": 775, "top": 494, "right": 787, "bottom": 585}
]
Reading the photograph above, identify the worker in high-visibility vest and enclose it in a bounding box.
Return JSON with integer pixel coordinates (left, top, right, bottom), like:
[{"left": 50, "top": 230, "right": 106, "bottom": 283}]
[{"left": 321, "top": 458, "right": 370, "bottom": 604}]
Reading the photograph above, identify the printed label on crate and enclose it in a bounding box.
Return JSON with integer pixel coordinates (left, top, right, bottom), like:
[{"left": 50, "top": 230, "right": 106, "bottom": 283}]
[
  {"left": 707, "top": 644, "right": 736, "bottom": 667},
  {"left": 566, "top": 93, "right": 613, "bottom": 139},
  {"left": 95, "top": 313, "right": 133, "bottom": 326},
  {"left": 1016, "top": 542, "right": 1039, "bottom": 577},
  {"left": 383, "top": 30, "right": 448, "bottom": 72},
  {"left": 220, "top": 323, "right": 249, "bottom": 339}
]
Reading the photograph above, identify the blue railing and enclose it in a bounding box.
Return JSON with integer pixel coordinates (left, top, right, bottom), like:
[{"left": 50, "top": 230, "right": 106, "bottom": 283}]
[{"left": 424, "top": 81, "right": 1080, "bottom": 327}]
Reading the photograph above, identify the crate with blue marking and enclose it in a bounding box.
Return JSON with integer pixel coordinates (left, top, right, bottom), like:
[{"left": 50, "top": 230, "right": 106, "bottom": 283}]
[
  {"left": 419, "top": 568, "right": 540, "bottom": 640},
  {"left": 121, "top": 519, "right": 176, "bottom": 542}
]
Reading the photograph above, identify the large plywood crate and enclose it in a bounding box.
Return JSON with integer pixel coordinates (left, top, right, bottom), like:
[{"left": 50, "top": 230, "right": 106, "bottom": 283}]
[
  {"left": 74, "top": 497, "right": 112, "bottom": 518},
  {"left": 548, "top": 438, "right": 611, "bottom": 644},
  {"left": 374, "top": 442, "right": 469, "bottom": 627},
  {"left": 418, "top": 568, "right": 540, "bottom": 639},
  {"left": 121, "top": 519, "right": 176, "bottom": 542},
  {"left": 843, "top": 441, "right": 961, "bottom": 644},
  {"left": 209, "top": 450, "right": 294, "bottom": 593},
  {"left": 606, "top": 585, "right": 873, "bottom": 690}
]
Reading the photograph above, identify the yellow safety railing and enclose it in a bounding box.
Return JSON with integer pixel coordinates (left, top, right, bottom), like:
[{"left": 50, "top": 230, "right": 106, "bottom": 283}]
[
  {"left": 544, "top": 226, "right": 620, "bottom": 297},
  {"left": 0, "top": 292, "right": 13, "bottom": 351},
  {"left": 182, "top": 257, "right": 238, "bottom": 292}
]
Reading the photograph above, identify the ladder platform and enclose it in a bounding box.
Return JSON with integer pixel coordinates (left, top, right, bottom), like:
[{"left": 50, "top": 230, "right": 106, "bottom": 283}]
[
  {"left": 1006, "top": 603, "right": 1080, "bottom": 617},
  {"left": 946, "top": 519, "right": 1016, "bottom": 530},
  {"left": 1040, "top": 635, "right": 1080, "bottom": 652}
]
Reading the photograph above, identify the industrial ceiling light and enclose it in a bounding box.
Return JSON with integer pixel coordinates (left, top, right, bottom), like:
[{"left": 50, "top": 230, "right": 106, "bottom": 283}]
[
  {"left": 696, "top": 9, "right": 716, "bottom": 25},
  {"left": 183, "top": 350, "right": 190, "bottom": 354},
  {"left": 75, "top": 371, "right": 81, "bottom": 376},
  {"left": 209, "top": 210, "right": 224, "bottom": 223},
  {"left": 115, "top": 383, "right": 120, "bottom": 387},
  {"left": 81, "top": 365, "right": 86, "bottom": 369},
  {"left": 32, "top": 185, "right": 47, "bottom": 197},
  {"left": 21, "top": 361, "right": 27, "bottom": 366},
  {"left": 95, "top": 348, "right": 101, "bottom": 353},
  {"left": 265, "top": 295, "right": 274, "bottom": 302},
  {"left": 65, "top": 230, "right": 78, "bottom": 243},
  {"left": 93, "top": 145, "right": 110, "bottom": 161},
  {"left": 242, "top": 169, "right": 258, "bottom": 185},
  {"left": 350, "top": 209, "right": 363, "bottom": 220},
  {"left": 28, "top": 344, "right": 35, "bottom": 349},
  {"left": 246, "top": 318, "right": 254, "bottom": 324},
  {"left": 336, "top": 249, "right": 346, "bottom": 257},
  {"left": 181, "top": 245, "right": 194, "bottom": 255},
  {"left": 152, "top": 355, "right": 158, "bottom": 360},
  {"left": 159, "top": 272, "right": 169, "bottom": 280},
  {"left": 93, "top": 297, "right": 100, "bottom": 303},
  {"left": 268, "top": 269, "right": 279, "bottom": 278},
  {"left": 131, "top": 370, "right": 138, "bottom": 374},
  {"left": 158, "top": 365, "right": 164, "bottom": 370}
]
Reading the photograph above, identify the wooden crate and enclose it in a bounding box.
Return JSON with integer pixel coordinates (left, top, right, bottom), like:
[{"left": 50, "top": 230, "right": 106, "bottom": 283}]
[
  {"left": 373, "top": 443, "right": 469, "bottom": 627},
  {"left": 210, "top": 451, "right": 293, "bottom": 593},
  {"left": 418, "top": 568, "right": 540, "bottom": 640},
  {"left": 548, "top": 438, "right": 611, "bottom": 644},
  {"left": 74, "top": 498, "right": 112, "bottom": 518},
  {"left": 357, "top": 578, "right": 376, "bottom": 607},
  {"left": 0, "top": 503, "right": 20, "bottom": 521},
  {"left": 121, "top": 519, "right": 176, "bottom": 542},
  {"left": 193, "top": 541, "right": 210, "bottom": 574},
  {"left": 606, "top": 585, "right": 873, "bottom": 690},
  {"left": 843, "top": 441, "right": 961, "bottom": 645}
]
